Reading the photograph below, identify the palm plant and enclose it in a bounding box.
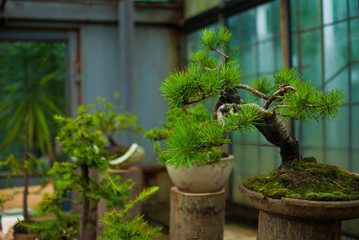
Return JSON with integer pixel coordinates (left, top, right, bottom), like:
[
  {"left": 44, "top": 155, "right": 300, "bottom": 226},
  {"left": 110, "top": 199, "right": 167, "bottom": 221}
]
[{"left": 0, "top": 42, "right": 65, "bottom": 220}]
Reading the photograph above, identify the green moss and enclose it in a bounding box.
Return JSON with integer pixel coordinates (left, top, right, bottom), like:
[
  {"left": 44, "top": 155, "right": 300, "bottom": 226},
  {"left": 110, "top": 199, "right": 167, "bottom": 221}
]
[{"left": 242, "top": 157, "right": 359, "bottom": 201}]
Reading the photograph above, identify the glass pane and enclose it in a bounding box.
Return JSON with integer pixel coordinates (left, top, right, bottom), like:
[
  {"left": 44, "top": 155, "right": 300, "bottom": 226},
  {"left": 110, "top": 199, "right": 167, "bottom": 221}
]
[
  {"left": 323, "top": 0, "right": 348, "bottom": 25},
  {"left": 184, "top": 0, "right": 220, "bottom": 19},
  {"left": 239, "top": 9, "right": 257, "bottom": 46},
  {"left": 258, "top": 147, "right": 277, "bottom": 174},
  {"left": 256, "top": 2, "right": 275, "bottom": 41},
  {"left": 291, "top": 33, "right": 299, "bottom": 67},
  {"left": 324, "top": 22, "right": 348, "bottom": 80},
  {"left": 300, "top": 0, "right": 320, "bottom": 29},
  {"left": 276, "top": 38, "right": 282, "bottom": 69},
  {"left": 258, "top": 40, "right": 275, "bottom": 73},
  {"left": 228, "top": 15, "right": 241, "bottom": 47},
  {"left": 290, "top": 0, "right": 298, "bottom": 32},
  {"left": 350, "top": 19, "right": 359, "bottom": 61},
  {"left": 186, "top": 29, "right": 203, "bottom": 58},
  {"left": 325, "top": 68, "right": 349, "bottom": 102},
  {"left": 352, "top": 64, "right": 359, "bottom": 103},
  {"left": 301, "top": 30, "right": 322, "bottom": 87},
  {"left": 232, "top": 134, "right": 260, "bottom": 176},
  {"left": 302, "top": 147, "right": 324, "bottom": 163},
  {"left": 326, "top": 149, "right": 350, "bottom": 169},
  {"left": 349, "top": 0, "right": 359, "bottom": 17},
  {"left": 301, "top": 121, "right": 323, "bottom": 148},
  {"left": 239, "top": 46, "right": 256, "bottom": 76},
  {"left": 273, "top": 0, "right": 281, "bottom": 36},
  {"left": 325, "top": 106, "right": 349, "bottom": 148}
]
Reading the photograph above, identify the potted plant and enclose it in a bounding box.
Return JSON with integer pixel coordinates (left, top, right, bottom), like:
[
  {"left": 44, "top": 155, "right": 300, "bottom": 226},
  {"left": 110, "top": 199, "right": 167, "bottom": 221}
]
[
  {"left": 46, "top": 104, "right": 133, "bottom": 240},
  {"left": 145, "top": 104, "right": 234, "bottom": 193},
  {"left": 17, "top": 202, "right": 80, "bottom": 240},
  {"left": 0, "top": 42, "right": 65, "bottom": 239},
  {"left": 89, "top": 95, "right": 146, "bottom": 233},
  {"left": 148, "top": 27, "right": 359, "bottom": 239},
  {"left": 0, "top": 154, "right": 49, "bottom": 240}
]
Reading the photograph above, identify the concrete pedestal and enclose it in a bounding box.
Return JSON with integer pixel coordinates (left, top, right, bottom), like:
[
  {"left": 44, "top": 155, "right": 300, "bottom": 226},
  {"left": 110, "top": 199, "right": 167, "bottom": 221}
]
[
  {"left": 170, "top": 186, "right": 226, "bottom": 240},
  {"left": 258, "top": 210, "right": 341, "bottom": 240},
  {"left": 239, "top": 183, "right": 359, "bottom": 240}
]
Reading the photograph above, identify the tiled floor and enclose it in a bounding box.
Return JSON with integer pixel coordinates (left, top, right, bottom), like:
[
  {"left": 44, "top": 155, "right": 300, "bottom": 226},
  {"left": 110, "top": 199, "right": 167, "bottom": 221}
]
[
  {"left": 223, "top": 224, "right": 257, "bottom": 240},
  {"left": 157, "top": 223, "right": 257, "bottom": 240},
  {"left": 144, "top": 201, "right": 258, "bottom": 240}
]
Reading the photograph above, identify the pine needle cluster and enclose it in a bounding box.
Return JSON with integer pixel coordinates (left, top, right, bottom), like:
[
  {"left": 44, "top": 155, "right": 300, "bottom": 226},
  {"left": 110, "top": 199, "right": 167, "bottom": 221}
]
[{"left": 99, "top": 187, "right": 162, "bottom": 240}]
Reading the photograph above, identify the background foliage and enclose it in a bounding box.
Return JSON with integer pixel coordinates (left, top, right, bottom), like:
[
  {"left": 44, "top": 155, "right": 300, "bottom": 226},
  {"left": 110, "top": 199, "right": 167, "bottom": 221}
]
[{"left": 0, "top": 42, "right": 66, "bottom": 166}]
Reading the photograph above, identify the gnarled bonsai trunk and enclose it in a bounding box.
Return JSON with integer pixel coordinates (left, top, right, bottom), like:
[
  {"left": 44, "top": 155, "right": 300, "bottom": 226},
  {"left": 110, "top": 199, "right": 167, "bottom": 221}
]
[
  {"left": 217, "top": 88, "right": 302, "bottom": 166},
  {"left": 255, "top": 118, "right": 301, "bottom": 165}
]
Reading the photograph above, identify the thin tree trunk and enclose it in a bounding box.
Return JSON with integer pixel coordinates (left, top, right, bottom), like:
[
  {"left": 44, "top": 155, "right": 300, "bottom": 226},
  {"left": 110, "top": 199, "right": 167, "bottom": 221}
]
[
  {"left": 23, "top": 117, "right": 29, "bottom": 222},
  {"left": 79, "top": 164, "right": 90, "bottom": 240}
]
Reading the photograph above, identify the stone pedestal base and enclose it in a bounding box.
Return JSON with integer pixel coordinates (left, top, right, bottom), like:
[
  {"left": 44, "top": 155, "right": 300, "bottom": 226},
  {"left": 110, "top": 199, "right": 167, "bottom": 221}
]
[
  {"left": 169, "top": 186, "right": 225, "bottom": 240},
  {"left": 239, "top": 183, "right": 359, "bottom": 240},
  {"left": 258, "top": 210, "right": 341, "bottom": 240}
]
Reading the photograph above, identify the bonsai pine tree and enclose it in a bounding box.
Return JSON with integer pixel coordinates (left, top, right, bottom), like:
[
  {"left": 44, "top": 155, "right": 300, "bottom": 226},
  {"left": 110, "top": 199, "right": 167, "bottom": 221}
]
[
  {"left": 147, "top": 27, "right": 345, "bottom": 169},
  {"left": 146, "top": 27, "right": 357, "bottom": 200}
]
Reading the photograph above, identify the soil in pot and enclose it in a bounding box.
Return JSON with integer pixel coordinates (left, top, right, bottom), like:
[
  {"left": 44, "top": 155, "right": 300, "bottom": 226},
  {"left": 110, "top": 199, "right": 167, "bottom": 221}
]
[
  {"left": 13, "top": 222, "right": 41, "bottom": 240},
  {"left": 242, "top": 157, "right": 359, "bottom": 201}
]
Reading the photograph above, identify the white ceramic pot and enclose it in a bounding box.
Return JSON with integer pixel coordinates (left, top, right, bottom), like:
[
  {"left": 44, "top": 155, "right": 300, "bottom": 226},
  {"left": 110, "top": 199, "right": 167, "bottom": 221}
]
[
  {"left": 166, "top": 155, "right": 234, "bottom": 193},
  {"left": 109, "top": 143, "right": 145, "bottom": 168}
]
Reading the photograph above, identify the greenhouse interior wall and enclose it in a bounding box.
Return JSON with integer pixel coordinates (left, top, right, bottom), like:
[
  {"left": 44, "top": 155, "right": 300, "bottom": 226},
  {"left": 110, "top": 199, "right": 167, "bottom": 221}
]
[{"left": 1, "top": 0, "right": 359, "bottom": 238}]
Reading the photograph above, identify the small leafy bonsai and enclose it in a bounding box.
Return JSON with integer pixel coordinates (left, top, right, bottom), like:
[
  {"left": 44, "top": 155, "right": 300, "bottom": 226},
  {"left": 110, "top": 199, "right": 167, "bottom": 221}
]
[
  {"left": 18, "top": 201, "right": 80, "bottom": 240},
  {"left": 48, "top": 104, "right": 132, "bottom": 240},
  {"left": 146, "top": 27, "right": 359, "bottom": 201}
]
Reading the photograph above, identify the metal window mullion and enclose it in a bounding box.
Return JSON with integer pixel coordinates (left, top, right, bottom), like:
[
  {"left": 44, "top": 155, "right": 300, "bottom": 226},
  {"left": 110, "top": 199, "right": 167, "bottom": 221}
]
[
  {"left": 319, "top": 0, "right": 327, "bottom": 163},
  {"left": 279, "top": 0, "right": 291, "bottom": 68},
  {"left": 254, "top": 5, "right": 262, "bottom": 174},
  {"left": 347, "top": 0, "right": 353, "bottom": 170},
  {"left": 296, "top": 0, "right": 304, "bottom": 151}
]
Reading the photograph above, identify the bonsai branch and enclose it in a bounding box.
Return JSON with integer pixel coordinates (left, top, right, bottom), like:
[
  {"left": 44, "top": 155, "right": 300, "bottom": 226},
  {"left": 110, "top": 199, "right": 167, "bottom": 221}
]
[
  {"left": 186, "top": 95, "right": 208, "bottom": 105},
  {"left": 213, "top": 48, "right": 229, "bottom": 62},
  {"left": 263, "top": 86, "right": 297, "bottom": 109},
  {"left": 233, "top": 84, "right": 270, "bottom": 100},
  {"left": 217, "top": 102, "right": 301, "bottom": 163}
]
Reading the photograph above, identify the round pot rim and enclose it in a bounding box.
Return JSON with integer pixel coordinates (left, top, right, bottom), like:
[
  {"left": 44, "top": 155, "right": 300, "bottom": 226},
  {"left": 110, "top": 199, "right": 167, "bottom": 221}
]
[
  {"left": 108, "top": 166, "right": 142, "bottom": 173},
  {"left": 108, "top": 143, "right": 143, "bottom": 165},
  {"left": 166, "top": 154, "right": 234, "bottom": 168},
  {"left": 166, "top": 155, "right": 234, "bottom": 193},
  {"left": 239, "top": 182, "right": 359, "bottom": 220}
]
